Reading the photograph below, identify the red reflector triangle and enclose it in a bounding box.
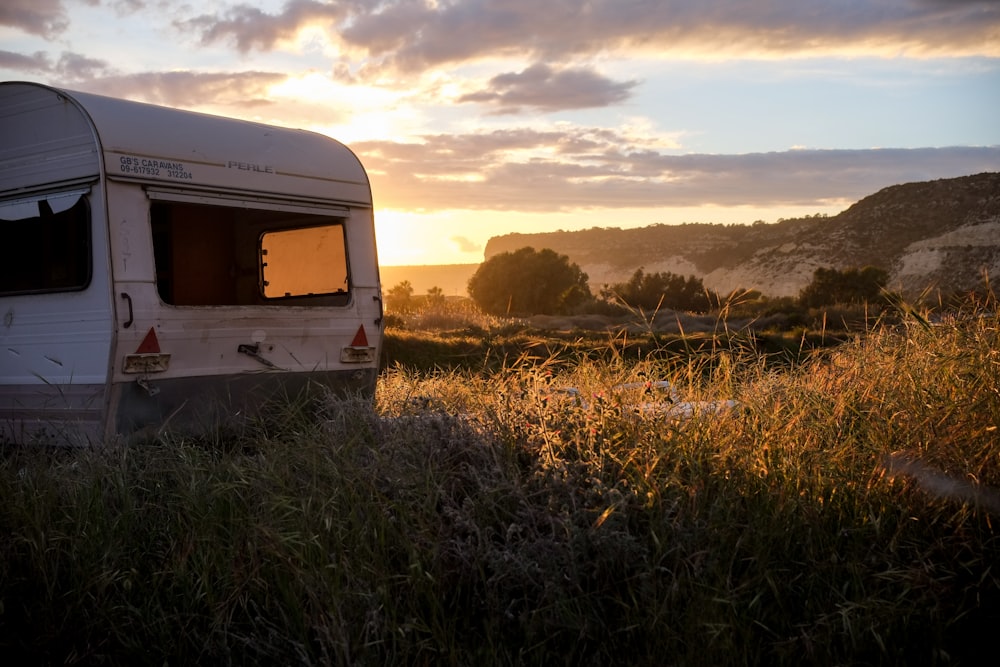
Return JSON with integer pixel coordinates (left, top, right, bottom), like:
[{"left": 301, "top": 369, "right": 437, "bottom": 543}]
[
  {"left": 350, "top": 325, "right": 369, "bottom": 347},
  {"left": 135, "top": 327, "right": 161, "bottom": 354}
]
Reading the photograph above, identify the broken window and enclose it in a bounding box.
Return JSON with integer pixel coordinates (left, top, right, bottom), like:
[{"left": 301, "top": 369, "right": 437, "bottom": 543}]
[
  {"left": 149, "top": 197, "right": 350, "bottom": 307},
  {"left": 0, "top": 191, "right": 91, "bottom": 296}
]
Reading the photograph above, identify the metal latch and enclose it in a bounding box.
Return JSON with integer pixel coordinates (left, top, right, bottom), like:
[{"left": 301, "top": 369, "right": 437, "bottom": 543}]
[
  {"left": 238, "top": 342, "right": 278, "bottom": 369},
  {"left": 136, "top": 376, "right": 160, "bottom": 397}
]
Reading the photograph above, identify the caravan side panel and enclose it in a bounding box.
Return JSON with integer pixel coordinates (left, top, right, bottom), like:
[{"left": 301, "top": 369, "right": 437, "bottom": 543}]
[{"left": 0, "top": 83, "right": 114, "bottom": 444}]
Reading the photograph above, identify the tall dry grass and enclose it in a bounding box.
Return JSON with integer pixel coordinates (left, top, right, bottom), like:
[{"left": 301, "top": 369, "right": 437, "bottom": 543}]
[{"left": 1, "top": 301, "right": 997, "bottom": 665}]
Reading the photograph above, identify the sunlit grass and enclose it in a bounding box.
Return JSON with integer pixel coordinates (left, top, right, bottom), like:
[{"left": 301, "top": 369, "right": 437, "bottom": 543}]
[
  {"left": 1, "top": 299, "right": 997, "bottom": 664},
  {"left": 384, "top": 296, "right": 511, "bottom": 331}
]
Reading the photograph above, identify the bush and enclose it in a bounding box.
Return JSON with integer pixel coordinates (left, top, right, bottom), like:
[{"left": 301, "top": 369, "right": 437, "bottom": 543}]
[
  {"left": 468, "top": 247, "right": 591, "bottom": 316},
  {"left": 799, "top": 266, "right": 889, "bottom": 308},
  {"left": 601, "top": 268, "right": 714, "bottom": 312}
]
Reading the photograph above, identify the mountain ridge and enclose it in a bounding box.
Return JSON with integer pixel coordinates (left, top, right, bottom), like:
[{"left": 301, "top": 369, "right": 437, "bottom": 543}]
[{"left": 483, "top": 172, "right": 1000, "bottom": 298}]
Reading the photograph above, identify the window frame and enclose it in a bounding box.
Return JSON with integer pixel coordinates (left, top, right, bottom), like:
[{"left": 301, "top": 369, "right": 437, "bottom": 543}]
[{"left": 145, "top": 188, "right": 353, "bottom": 307}]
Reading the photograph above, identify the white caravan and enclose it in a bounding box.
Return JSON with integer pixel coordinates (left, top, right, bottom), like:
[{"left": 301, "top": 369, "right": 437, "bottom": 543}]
[{"left": 0, "top": 82, "right": 383, "bottom": 445}]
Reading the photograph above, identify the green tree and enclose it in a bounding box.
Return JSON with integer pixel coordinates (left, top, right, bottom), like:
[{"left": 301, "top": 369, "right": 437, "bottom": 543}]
[
  {"left": 600, "top": 268, "right": 713, "bottom": 312},
  {"left": 799, "top": 266, "right": 888, "bottom": 308},
  {"left": 467, "top": 247, "right": 591, "bottom": 316}
]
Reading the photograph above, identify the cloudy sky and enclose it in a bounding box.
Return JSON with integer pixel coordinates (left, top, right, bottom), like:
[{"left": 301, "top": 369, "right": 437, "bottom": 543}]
[{"left": 3, "top": 0, "right": 999, "bottom": 265}]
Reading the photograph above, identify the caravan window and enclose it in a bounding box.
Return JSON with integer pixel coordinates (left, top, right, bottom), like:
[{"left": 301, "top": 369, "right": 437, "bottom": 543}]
[
  {"left": 149, "top": 197, "right": 350, "bottom": 307},
  {"left": 261, "top": 226, "right": 348, "bottom": 298},
  {"left": 0, "top": 191, "right": 91, "bottom": 296}
]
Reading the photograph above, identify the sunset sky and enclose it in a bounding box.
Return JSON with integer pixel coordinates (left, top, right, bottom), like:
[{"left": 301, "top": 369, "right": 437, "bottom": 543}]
[{"left": 2, "top": 0, "right": 999, "bottom": 266}]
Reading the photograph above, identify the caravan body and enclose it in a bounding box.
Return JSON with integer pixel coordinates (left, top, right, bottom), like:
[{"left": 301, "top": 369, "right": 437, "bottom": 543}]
[{"left": 0, "top": 82, "right": 383, "bottom": 444}]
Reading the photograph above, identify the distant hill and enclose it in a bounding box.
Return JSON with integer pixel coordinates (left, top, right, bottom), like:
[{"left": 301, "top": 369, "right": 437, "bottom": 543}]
[
  {"left": 484, "top": 172, "right": 1000, "bottom": 298},
  {"left": 379, "top": 263, "right": 479, "bottom": 297}
]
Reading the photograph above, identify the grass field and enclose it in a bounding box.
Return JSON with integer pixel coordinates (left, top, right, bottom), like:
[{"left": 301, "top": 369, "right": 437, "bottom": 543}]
[{"left": 1, "top": 299, "right": 998, "bottom": 665}]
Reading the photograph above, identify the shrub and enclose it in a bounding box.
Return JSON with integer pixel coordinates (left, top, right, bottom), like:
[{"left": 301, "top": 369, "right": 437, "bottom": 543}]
[{"left": 468, "top": 247, "right": 591, "bottom": 316}]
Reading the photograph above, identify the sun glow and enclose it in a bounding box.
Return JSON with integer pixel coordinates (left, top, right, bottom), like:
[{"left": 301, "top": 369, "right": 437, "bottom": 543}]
[
  {"left": 374, "top": 210, "right": 451, "bottom": 266},
  {"left": 268, "top": 73, "right": 416, "bottom": 144}
]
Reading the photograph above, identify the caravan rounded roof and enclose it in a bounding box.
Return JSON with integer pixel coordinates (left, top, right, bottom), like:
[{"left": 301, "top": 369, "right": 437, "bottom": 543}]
[{"left": 0, "top": 81, "right": 371, "bottom": 206}]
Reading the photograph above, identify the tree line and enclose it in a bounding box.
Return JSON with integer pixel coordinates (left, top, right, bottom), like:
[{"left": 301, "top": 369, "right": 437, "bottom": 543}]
[{"left": 436, "top": 246, "right": 892, "bottom": 316}]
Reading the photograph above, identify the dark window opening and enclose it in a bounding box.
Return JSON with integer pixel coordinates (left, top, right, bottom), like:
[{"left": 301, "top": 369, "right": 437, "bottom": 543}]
[
  {"left": 0, "top": 193, "right": 91, "bottom": 296},
  {"left": 150, "top": 200, "right": 350, "bottom": 307}
]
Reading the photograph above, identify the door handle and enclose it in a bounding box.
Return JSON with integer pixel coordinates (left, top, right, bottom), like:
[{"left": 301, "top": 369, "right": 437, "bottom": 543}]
[{"left": 120, "top": 292, "right": 134, "bottom": 329}]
